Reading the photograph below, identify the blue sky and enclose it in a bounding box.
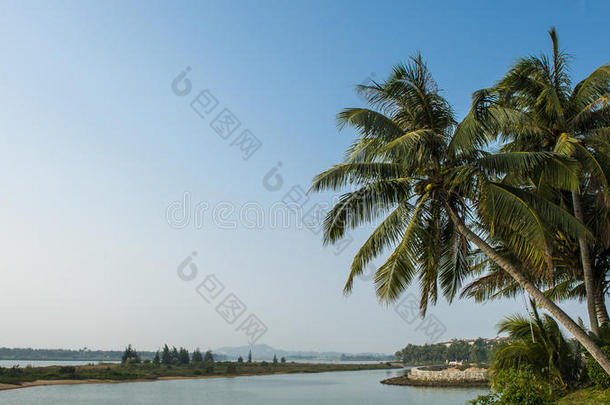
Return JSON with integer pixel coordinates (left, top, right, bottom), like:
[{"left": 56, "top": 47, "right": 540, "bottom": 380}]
[{"left": 0, "top": 0, "right": 608, "bottom": 353}]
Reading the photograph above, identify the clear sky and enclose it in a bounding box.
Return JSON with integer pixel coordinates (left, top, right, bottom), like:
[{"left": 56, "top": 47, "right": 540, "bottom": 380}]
[{"left": 0, "top": 0, "right": 608, "bottom": 354}]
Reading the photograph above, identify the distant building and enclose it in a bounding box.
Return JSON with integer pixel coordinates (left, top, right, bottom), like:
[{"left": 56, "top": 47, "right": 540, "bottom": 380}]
[{"left": 436, "top": 337, "right": 508, "bottom": 348}]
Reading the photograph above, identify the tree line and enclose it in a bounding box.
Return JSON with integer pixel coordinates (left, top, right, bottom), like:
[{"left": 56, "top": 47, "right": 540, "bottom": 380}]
[
  {"left": 395, "top": 339, "right": 494, "bottom": 365},
  {"left": 121, "top": 346, "right": 284, "bottom": 366},
  {"left": 0, "top": 347, "right": 135, "bottom": 361},
  {"left": 121, "top": 344, "right": 216, "bottom": 366}
]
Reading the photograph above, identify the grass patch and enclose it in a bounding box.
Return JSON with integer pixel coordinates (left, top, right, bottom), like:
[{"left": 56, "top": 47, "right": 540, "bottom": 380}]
[{"left": 556, "top": 387, "right": 610, "bottom": 404}]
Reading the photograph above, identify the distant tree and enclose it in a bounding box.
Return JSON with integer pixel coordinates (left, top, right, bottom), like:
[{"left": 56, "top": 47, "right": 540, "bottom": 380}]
[
  {"left": 247, "top": 350, "right": 252, "bottom": 363},
  {"left": 280, "top": 357, "right": 286, "bottom": 364},
  {"left": 171, "top": 347, "right": 179, "bottom": 364},
  {"left": 153, "top": 351, "right": 161, "bottom": 367},
  {"left": 469, "top": 338, "right": 488, "bottom": 363},
  {"left": 203, "top": 350, "right": 215, "bottom": 363},
  {"left": 192, "top": 348, "right": 203, "bottom": 363},
  {"left": 237, "top": 356, "right": 244, "bottom": 363},
  {"left": 273, "top": 354, "right": 278, "bottom": 364},
  {"left": 179, "top": 347, "right": 190, "bottom": 365},
  {"left": 121, "top": 344, "right": 141, "bottom": 364},
  {"left": 161, "top": 345, "right": 171, "bottom": 365},
  {"left": 447, "top": 341, "right": 470, "bottom": 362}
]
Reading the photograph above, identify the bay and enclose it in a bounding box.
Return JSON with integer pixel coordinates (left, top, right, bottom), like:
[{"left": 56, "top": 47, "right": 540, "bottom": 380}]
[{"left": 0, "top": 368, "right": 486, "bottom": 404}]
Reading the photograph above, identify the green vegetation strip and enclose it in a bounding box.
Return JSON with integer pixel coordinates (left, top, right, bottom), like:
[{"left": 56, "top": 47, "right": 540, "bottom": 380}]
[{"left": 0, "top": 362, "right": 399, "bottom": 388}]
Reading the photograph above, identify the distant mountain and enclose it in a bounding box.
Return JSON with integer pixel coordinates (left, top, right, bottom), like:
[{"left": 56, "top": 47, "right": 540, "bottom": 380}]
[{"left": 214, "top": 344, "right": 393, "bottom": 361}]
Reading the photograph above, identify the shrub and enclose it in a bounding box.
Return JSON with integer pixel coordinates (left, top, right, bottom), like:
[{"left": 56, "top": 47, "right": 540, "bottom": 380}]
[
  {"left": 468, "top": 369, "right": 555, "bottom": 405},
  {"left": 7, "top": 366, "right": 23, "bottom": 377},
  {"left": 59, "top": 366, "right": 76, "bottom": 375},
  {"left": 586, "top": 345, "right": 610, "bottom": 388}
]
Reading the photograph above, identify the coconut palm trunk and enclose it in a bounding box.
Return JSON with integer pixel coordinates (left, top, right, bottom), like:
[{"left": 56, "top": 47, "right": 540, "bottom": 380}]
[
  {"left": 446, "top": 205, "right": 610, "bottom": 375},
  {"left": 571, "top": 190, "right": 600, "bottom": 335},
  {"left": 596, "top": 283, "right": 610, "bottom": 326}
]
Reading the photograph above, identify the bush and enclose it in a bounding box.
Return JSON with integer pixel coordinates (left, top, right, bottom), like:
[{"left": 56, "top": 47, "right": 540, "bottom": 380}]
[
  {"left": 6, "top": 366, "right": 22, "bottom": 377},
  {"left": 59, "top": 366, "right": 76, "bottom": 375},
  {"left": 468, "top": 369, "right": 555, "bottom": 405},
  {"left": 586, "top": 346, "right": 610, "bottom": 388}
]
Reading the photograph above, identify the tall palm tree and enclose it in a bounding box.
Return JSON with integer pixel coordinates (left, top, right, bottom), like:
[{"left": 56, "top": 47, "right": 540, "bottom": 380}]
[
  {"left": 492, "top": 300, "right": 581, "bottom": 389},
  {"left": 466, "top": 28, "right": 610, "bottom": 335},
  {"left": 311, "top": 54, "right": 610, "bottom": 373}
]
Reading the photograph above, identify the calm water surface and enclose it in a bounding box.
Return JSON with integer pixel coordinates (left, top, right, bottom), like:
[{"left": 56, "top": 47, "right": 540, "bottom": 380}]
[{"left": 0, "top": 369, "right": 486, "bottom": 405}]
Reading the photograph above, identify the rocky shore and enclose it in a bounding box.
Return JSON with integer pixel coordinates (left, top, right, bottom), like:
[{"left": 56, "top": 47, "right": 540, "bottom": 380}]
[{"left": 381, "top": 366, "right": 489, "bottom": 387}]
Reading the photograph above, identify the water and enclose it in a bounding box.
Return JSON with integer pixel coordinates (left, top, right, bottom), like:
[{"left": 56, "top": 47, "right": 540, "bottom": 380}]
[{"left": 0, "top": 368, "right": 486, "bottom": 404}]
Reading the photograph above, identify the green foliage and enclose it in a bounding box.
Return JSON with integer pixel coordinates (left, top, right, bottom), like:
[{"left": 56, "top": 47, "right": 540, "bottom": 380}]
[
  {"left": 460, "top": 27, "right": 610, "bottom": 346},
  {"left": 310, "top": 50, "right": 593, "bottom": 321},
  {"left": 273, "top": 354, "right": 278, "bottom": 364},
  {"left": 396, "top": 339, "right": 495, "bottom": 365},
  {"left": 556, "top": 386, "right": 610, "bottom": 404},
  {"left": 178, "top": 347, "right": 190, "bottom": 365},
  {"left": 121, "top": 344, "right": 141, "bottom": 364},
  {"left": 0, "top": 362, "right": 397, "bottom": 386},
  {"left": 58, "top": 366, "right": 76, "bottom": 375},
  {"left": 152, "top": 351, "right": 160, "bottom": 366},
  {"left": 490, "top": 301, "right": 582, "bottom": 389},
  {"left": 586, "top": 346, "right": 610, "bottom": 388},
  {"left": 192, "top": 348, "right": 203, "bottom": 363},
  {"left": 237, "top": 356, "right": 244, "bottom": 363},
  {"left": 161, "top": 345, "right": 172, "bottom": 365},
  {"left": 448, "top": 341, "right": 470, "bottom": 362},
  {"left": 247, "top": 350, "right": 252, "bottom": 363},
  {"left": 203, "top": 350, "right": 214, "bottom": 363},
  {"left": 468, "top": 369, "right": 556, "bottom": 405},
  {"left": 171, "top": 347, "right": 179, "bottom": 364},
  {"left": 470, "top": 339, "right": 489, "bottom": 363}
]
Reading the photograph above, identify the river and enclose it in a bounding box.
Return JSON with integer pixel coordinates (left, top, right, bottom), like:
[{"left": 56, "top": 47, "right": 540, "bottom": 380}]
[{"left": 0, "top": 368, "right": 486, "bottom": 404}]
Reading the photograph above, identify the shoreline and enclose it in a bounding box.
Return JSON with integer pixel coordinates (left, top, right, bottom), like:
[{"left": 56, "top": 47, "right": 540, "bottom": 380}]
[
  {"left": 380, "top": 375, "right": 489, "bottom": 388},
  {"left": 0, "top": 365, "right": 400, "bottom": 392},
  {"left": 0, "top": 375, "right": 230, "bottom": 392}
]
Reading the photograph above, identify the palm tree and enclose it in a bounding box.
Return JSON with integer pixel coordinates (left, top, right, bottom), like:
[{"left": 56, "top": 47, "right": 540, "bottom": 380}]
[
  {"left": 492, "top": 300, "right": 581, "bottom": 388},
  {"left": 461, "top": 229, "right": 610, "bottom": 325},
  {"left": 467, "top": 28, "right": 610, "bottom": 335},
  {"left": 311, "top": 54, "right": 610, "bottom": 373}
]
